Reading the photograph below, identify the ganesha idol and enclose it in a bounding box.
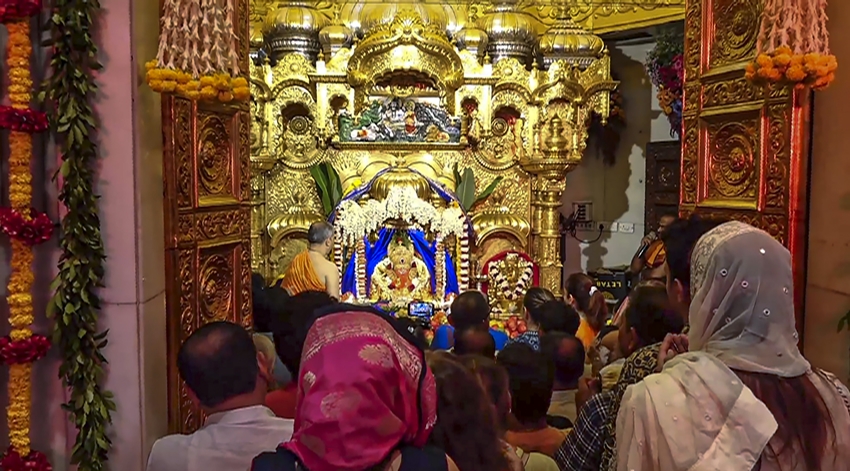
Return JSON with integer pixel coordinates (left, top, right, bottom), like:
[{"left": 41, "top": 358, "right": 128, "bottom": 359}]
[{"left": 370, "top": 240, "right": 431, "bottom": 301}]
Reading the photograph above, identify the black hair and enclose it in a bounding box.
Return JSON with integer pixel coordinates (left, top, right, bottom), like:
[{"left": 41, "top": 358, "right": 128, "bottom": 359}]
[
  {"left": 496, "top": 342, "right": 554, "bottom": 425},
  {"left": 523, "top": 287, "right": 556, "bottom": 324},
  {"left": 565, "top": 273, "right": 609, "bottom": 330},
  {"left": 661, "top": 214, "right": 727, "bottom": 288},
  {"left": 541, "top": 332, "right": 585, "bottom": 386},
  {"left": 177, "top": 321, "right": 259, "bottom": 408},
  {"left": 454, "top": 324, "right": 496, "bottom": 358},
  {"left": 624, "top": 282, "right": 684, "bottom": 347},
  {"left": 450, "top": 291, "right": 491, "bottom": 331},
  {"left": 252, "top": 275, "right": 290, "bottom": 333},
  {"left": 457, "top": 355, "right": 510, "bottom": 429},
  {"left": 270, "top": 290, "right": 336, "bottom": 376},
  {"left": 537, "top": 300, "right": 581, "bottom": 335}
]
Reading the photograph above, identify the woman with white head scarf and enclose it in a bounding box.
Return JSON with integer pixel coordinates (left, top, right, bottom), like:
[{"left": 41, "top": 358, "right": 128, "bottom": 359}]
[{"left": 616, "top": 221, "right": 850, "bottom": 471}]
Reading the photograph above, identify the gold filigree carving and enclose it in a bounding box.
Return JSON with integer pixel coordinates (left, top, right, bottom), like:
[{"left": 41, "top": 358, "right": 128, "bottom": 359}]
[
  {"left": 681, "top": 117, "right": 699, "bottom": 205},
  {"left": 239, "top": 111, "right": 252, "bottom": 200},
  {"left": 702, "top": 77, "right": 760, "bottom": 108},
  {"left": 197, "top": 112, "right": 234, "bottom": 199},
  {"left": 709, "top": 0, "right": 760, "bottom": 69},
  {"left": 764, "top": 104, "right": 789, "bottom": 210},
  {"left": 199, "top": 250, "right": 235, "bottom": 321},
  {"left": 240, "top": 243, "right": 253, "bottom": 328},
  {"left": 706, "top": 118, "right": 760, "bottom": 202},
  {"left": 197, "top": 210, "right": 246, "bottom": 240},
  {"left": 174, "top": 98, "right": 194, "bottom": 208}
]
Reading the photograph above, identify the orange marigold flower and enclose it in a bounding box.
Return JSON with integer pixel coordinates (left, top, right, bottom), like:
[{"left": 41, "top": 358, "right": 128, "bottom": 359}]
[
  {"left": 773, "top": 54, "right": 792, "bottom": 68},
  {"left": 766, "top": 69, "right": 783, "bottom": 81},
  {"left": 775, "top": 46, "right": 793, "bottom": 56},
  {"left": 785, "top": 65, "right": 807, "bottom": 82},
  {"left": 756, "top": 55, "right": 773, "bottom": 67}
]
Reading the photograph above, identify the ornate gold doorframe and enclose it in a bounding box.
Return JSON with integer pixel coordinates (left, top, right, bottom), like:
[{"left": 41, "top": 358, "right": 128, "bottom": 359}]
[
  {"left": 161, "top": 0, "right": 253, "bottom": 433},
  {"left": 680, "top": 0, "right": 810, "bottom": 326}
]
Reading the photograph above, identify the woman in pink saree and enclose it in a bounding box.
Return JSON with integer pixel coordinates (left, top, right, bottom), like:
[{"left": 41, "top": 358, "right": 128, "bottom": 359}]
[{"left": 252, "top": 306, "right": 457, "bottom": 471}]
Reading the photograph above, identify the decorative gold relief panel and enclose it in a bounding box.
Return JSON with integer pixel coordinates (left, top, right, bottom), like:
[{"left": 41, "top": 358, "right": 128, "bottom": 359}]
[{"left": 681, "top": 0, "right": 811, "bottom": 327}]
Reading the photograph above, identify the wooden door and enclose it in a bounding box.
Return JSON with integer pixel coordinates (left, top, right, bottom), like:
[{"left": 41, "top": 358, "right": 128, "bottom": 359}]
[
  {"left": 645, "top": 141, "right": 681, "bottom": 234},
  {"left": 680, "top": 0, "right": 811, "bottom": 322},
  {"left": 161, "top": 0, "right": 252, "bottom": 434}
]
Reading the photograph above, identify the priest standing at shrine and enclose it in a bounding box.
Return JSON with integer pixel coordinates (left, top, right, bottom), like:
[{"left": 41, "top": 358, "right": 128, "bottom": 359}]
[
  {"left": 629, "top": 213, "right": 676, "bottom": 283},
  {"left": 280, "top": 222, "right": 340, "bottom": 299}
]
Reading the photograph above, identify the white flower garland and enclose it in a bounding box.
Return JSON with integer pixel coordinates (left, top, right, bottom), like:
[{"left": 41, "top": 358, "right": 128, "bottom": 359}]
[
  {"left": 489, "top": 256, "right": 535, "bottom": 301},
  {"left": 335, "top": 186, "right": 467, "bottom": 246}
]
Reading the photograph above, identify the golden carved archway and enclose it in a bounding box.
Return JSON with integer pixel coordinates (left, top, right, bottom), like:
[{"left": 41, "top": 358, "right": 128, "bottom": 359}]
[
  {"left": 680, "top": 0, "right": 810, "bottom": 327},
  {"left": 161, "top": 0, "right": 253, "bottom": 433}
]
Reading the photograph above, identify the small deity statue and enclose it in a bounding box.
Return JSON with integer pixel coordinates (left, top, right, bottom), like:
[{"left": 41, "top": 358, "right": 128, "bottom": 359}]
[{"left": 371, "top": 240, "right": 431, "bottom": 301}]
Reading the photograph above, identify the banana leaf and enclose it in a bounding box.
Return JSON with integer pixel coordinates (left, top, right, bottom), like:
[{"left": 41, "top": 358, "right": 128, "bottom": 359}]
[
  {"left": 310, "top": 164, "right": 333, "bottom": 216},
  {"left": 457, "top": 167, "right": 477, "bottom": 211},
  {"left": 473, "top": 176, "right": 503, "bottom": 207}
]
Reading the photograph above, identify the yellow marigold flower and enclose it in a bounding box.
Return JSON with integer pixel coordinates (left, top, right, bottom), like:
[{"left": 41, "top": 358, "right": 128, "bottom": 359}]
[
  {"left": 200, "top": 86, "right": 218, "bottom": 100},
  {"left": 775, "top": 46, "right": 793, "bottom": 56},
  {"left": 219, "top": 91, "right": 234, "bottom": 103},
  {"left": 200, "top": 76, "right": 215, "bottom": 87},
  {"left": 232, "top": 77, "right": 248, "bottom": 88},
  {"left": 772, "top": 53, "right": 791, "bottom": 68},
  {"left": 785, "top": 65, "right": 807, "bottom": 82}
]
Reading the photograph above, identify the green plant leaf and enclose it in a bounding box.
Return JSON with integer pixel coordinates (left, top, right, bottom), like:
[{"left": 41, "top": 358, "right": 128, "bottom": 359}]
[
  {"left": 310, "top": 165, "right": 333, "bottom": 216},
  {"left": 457, "top": 167, "right": 477, "bottom": 211},
  {"left": 473, "top": 176, "right": 503, "bottom": 206},
  {"left": 453, "top": 163, "right": 462, "bottom": 191}
]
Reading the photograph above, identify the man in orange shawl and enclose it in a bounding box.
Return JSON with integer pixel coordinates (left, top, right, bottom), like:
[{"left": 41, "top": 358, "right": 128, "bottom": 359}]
[
  {"left": 280, "top": 222, "right": 340, "bottom": 299},
  {"left": 630, "top": 213, "right": 676, "bottom": 282}
]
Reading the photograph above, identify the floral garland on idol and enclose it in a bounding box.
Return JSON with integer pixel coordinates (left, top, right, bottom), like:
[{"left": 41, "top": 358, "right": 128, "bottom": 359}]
[
  {"left": 745, "top": 0, "right": 836, "bottom": 90},
  {"left": 44, "top": 0, "right": 115, "bottom": 468},
  {"left": 646, "top": 27, "right": 684, "bottom": 139},
  {"left": 0, "top": 1, "right": 54, "bottom": 470},
  {"left": 146, "top": 0, "right": 249, "bottom": 103}
]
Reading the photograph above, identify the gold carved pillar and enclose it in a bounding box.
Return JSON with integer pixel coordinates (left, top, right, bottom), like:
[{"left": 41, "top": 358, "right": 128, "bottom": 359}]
[{"left": 522, "top": 117, "right": 579, "bottom": 297}]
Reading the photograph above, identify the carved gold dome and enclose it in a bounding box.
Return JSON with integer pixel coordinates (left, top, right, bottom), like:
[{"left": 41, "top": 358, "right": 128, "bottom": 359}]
[
  {"left": 263, "top": 1, "right": 327, "bottom": 62},
  {"left": 359, "top": 3, "right": 450, "bottom": 33},
  {"left": 477, "top": 0, "right": 537, "bottom": 66},
  {"left": 250, "top": 22, "right": 265, "bottom": 51},
  {"left": 318, "top": 19, "right": 353, "bottom": 58},
  {"left": 454, "top": 24, "right": 489, "bottom": 59},
  {"left": 539, "top": 16, "right": 605, "bottom": 69},
  {"left": 267, "top": 203, "right": 325, "bottom": 246},
  {"left": 370, "top": 169, "right": 432, "bottom": 201}
]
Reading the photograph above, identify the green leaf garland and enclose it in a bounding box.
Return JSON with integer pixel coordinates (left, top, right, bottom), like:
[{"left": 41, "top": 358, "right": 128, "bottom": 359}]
[{"left": 42, "top": 0, "right": 115, "bottom": 469}]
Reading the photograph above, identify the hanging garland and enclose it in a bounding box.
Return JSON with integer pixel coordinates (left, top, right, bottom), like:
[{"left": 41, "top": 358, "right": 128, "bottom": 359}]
[
  {"left": 745, "top": 0, "right": 836, "bottom": 90},
  {"left": 145, "top": 0, "right": 249, "bottom": 103},
  {"left": 646, "top": 27, "right": 684, "bottom": 139},
  {"left": 43, "top": 0, "right": 115, "bottom": 469},
  {"left": 0, "top": 1, "right": 54, "bottom": 469}
]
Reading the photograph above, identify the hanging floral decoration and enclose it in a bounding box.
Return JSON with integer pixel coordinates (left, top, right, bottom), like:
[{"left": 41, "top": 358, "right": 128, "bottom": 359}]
[
  {"left": 44, "top": 0, "right": 115, "bottom": 467},
  {"left": 745, "top": 0, "right": 836, "bottom": 90},
  {"left": 0, "top": 1, "right": 54, "bottom": 469},
  {"left": 146, "top": 0, "right": 249, "bottom": 103},
  {"left": 646, "top": 27, "right": 684, "bottom": 138}
]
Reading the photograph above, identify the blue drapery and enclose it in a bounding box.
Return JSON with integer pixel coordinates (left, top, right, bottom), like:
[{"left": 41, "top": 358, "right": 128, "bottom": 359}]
[{"left": 341, "top": 228, "right": 459, "bottom": 298}]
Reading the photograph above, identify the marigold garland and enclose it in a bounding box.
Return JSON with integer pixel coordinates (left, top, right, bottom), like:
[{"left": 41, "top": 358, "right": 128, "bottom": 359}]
[
  {"left": 146, "top": 0, "right": 249, "bottom": 102},
  {"left": 0, "top": 2, "right": 53, "bottom": 468},
  {"left": 745, "top": 46, "right": 838, "bottom": 90}
]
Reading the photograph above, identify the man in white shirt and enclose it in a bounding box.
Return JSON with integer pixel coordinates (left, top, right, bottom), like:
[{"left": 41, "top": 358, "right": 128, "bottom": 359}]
[{"left": 146, "top": 321, "right": 294, "bottom": 471}]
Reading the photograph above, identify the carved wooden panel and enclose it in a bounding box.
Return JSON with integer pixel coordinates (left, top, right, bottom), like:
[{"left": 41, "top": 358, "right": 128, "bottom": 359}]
[
  {"left": 163, "top": 94, "right": 253, "bottom": 434},
  {"left": 645, "top": 141, "right": 681, "bottom": 234},
  {"left": 682, "top": 0, "right": 810, "bottom": 327}
]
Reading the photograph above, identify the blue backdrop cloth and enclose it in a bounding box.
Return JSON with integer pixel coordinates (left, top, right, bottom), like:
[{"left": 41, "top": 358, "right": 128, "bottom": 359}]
[{"left": 341, "top": 228, "right": 459, "bottom": 298}]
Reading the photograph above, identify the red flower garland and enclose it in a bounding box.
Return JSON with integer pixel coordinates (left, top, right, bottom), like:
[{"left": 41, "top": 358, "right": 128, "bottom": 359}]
[
  {"left": 0, "top": 106, "right": 48, "bottom": 133},
  {"left": 0, "top": 0, "right": 39, "bottom": 22},
  {"left": 0, "top": 208, "right": 53, "bottom": 246},
  {"left": 0, "top": 447, "right": 51, "bottom": 471},
  {"left": 0, "top": 335, "right": 50, "bottom": 365}
]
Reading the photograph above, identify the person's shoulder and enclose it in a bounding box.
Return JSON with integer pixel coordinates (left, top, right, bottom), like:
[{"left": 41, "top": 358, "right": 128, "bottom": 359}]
[{"left": 147, "top": 433, "right": 190, "bottom": 470}]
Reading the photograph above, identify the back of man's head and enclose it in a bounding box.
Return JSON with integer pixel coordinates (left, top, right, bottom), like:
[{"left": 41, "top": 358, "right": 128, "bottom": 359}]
[
  {"left": 541, "top": 332, "right": 585, "bottom": 388},
  {"left": 307, "top": 221, "right": 334, "bottom": 245},
  {"left": 537, "top": 300, "right": 580, "bottom": 335},
  {"left": 177, "top": 321, "right": 258, "bottom": 409},
  {"left": 271, "top": 290, "right": 336, "bottom": 376},
  {"left": 496, "top": 342, "right": 554, "bottom": 426},
  {"left": 454, "top": 324, "right": 496, "bottom": 358},
  {"left": 450, "top": 290, "right": 491, "bottom": 331},
  {"left": 661, "top": 215, "right": 726, "bottom": 288}
]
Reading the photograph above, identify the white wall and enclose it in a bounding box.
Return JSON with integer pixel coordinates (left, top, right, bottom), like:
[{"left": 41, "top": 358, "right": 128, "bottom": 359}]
[{"left": 561, "top": 39, "right": 674, "bottom": 275}]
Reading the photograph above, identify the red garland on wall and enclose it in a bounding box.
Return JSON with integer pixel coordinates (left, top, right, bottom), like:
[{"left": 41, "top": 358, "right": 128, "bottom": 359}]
[{"left": 0, "top": 0, "right": 54, "bottom": 470}]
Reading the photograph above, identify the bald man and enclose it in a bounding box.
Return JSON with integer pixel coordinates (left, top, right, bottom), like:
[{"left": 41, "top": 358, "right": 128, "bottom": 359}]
[{"left": 280, "top": 222, "right": 340, "bottom": 298}]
